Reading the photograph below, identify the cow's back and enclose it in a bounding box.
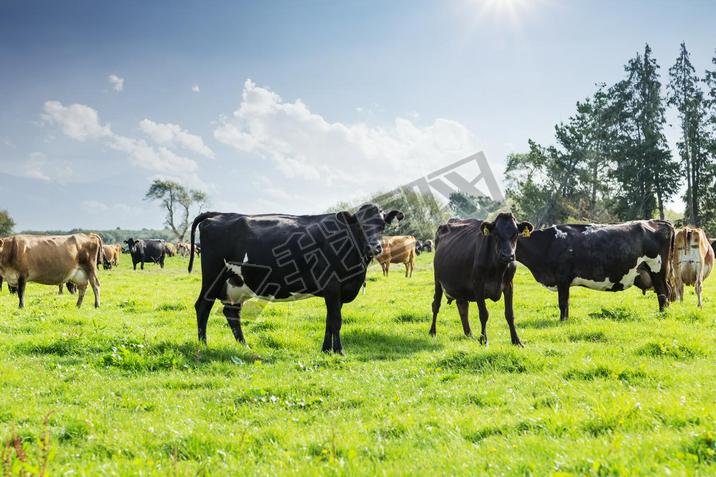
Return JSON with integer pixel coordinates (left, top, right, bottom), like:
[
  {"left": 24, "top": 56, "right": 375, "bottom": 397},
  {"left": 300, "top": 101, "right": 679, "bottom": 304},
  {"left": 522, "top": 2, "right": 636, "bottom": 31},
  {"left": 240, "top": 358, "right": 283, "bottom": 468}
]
[{"left": 1, "top": 234, "right": 99, "bottom": 285}]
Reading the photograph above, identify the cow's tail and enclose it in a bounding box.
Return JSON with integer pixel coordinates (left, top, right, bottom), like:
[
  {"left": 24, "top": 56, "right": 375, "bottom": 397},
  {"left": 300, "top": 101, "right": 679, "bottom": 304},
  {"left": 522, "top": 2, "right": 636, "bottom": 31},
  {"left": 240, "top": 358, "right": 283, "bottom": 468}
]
[
  {"left": 666, "top": 223, "right": 676, "bottom": 302},
  {"left": 188, "top": 212, "right": 222, "bottom": 273},
  {"left": 91, "top": 233, "right": 104, "bottom": 267}
]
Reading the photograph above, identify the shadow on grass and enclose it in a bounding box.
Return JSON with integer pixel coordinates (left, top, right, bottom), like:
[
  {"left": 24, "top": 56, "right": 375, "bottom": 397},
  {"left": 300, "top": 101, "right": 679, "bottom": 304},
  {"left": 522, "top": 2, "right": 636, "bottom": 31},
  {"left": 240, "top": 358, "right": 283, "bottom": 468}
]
[{"left": 342, "top": 328, "right": 442, "bottom": 361}]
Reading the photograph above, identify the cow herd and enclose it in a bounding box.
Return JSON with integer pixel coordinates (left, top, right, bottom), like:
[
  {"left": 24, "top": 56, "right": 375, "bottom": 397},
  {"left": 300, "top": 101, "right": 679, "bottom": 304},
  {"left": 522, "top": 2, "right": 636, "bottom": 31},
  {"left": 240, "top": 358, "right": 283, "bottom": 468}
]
[{"left": 0, "top": 204, "right": 713, "bottom": 356}]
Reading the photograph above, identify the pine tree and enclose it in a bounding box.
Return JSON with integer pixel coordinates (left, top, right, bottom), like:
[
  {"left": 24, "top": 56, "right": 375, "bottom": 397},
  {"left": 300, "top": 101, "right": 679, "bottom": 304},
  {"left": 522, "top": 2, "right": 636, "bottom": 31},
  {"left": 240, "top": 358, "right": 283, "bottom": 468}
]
[
  {"left": 668, "top": 42, "right": 709, "bottom": 226},
  {"left": 609, "top": 44, "right": 680, "bottom": 220}
]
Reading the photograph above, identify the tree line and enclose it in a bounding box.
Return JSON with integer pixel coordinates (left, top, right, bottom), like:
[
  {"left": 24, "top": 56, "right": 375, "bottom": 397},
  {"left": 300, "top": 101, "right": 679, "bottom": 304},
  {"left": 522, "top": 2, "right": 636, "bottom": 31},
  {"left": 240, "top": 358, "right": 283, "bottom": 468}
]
[{"left": 506, "top": 43, "right": 716, "bottom": 235}]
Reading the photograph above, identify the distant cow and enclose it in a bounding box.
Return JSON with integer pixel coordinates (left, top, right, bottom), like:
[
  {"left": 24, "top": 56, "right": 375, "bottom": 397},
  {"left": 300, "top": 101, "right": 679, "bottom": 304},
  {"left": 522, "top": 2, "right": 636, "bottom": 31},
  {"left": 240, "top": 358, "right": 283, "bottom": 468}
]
[
  {"left": 376, "top": 235, "right": 417, "bottom": 277},
  {"left": 188, "top": 204, "right": 403, "bottom": 353},
  {"left": 176, "top": 242, "right": 191, "bottom": 257},
  {"left": 414, "top": 240, "right": 423, "bottom": 256},
  {"left": 102, "top": 244, "right": 120, "bottom": 269},
  {"left": 0, "top": 233, "right": 102, "bottom": 308},
  {"left": 164, "top": 243, "right": 177, "bottom": 257},
  {"left": 124, "top": 238, "right": 166, "bottom": 270},
  {"left": 430, "top": 214, "right": 534, "bottom": 345},
  {"left": 422, "top": 239, "right": 433, "bottom": 253},
  {"left": 671, "top": 226, "right": 714, "bottom": 307},
  {"left": 515, "top": 220, "right": 674, "bottom": 320}
]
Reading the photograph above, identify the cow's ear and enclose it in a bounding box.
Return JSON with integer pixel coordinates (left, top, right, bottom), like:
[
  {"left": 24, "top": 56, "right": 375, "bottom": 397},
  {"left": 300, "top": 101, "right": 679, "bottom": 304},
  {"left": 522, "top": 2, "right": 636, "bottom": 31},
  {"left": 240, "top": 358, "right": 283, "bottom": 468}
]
[
  {"left": 335, "top": 211, "right": 357, "bottom": 226},
  {"left": 481, "top": 221, "right": 495, "bottom": 236},
  {"left": 518, "top": 222, "right": 534, "bottom": 238},
  {"left": 383, "top": 210, "right": 404, "bottom": 224}
]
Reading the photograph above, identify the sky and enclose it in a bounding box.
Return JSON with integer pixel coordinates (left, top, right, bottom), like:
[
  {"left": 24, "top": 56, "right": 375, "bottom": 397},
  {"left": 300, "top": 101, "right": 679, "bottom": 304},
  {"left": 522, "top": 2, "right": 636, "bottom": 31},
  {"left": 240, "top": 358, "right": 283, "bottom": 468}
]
[{"left": 1, "top": 0, "right": 715, "bottom": 231}]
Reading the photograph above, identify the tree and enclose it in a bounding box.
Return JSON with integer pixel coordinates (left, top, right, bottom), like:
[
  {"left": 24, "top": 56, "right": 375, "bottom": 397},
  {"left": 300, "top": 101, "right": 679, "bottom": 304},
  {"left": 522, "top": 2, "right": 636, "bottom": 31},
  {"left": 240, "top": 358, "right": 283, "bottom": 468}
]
[
  {"left": 145, "top": 180, "right": 208, "bottom": 241},
  {"left": 0, "top": 209, "right": 15, "bottom": 236},
  {"left": 609, "top": 44, "right": 680, "bottom": 220},
  {"left": 668, "top": 42, "right": 711, "bottom": 226},
  {"left": 701, "top": 49, "right": 716, "bottom": 235},
  {"left": 447, "top": 191, "right": 501, "bottom": 220}
]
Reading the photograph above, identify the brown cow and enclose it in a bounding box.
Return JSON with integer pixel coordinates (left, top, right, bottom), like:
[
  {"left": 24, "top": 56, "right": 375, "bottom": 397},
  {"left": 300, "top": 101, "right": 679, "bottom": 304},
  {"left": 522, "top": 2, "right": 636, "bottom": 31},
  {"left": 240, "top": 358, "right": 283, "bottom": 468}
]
[
  {"left": 164, "top": 242, "right": 177, "bottom": 257},
  {"left": 176, "top": 242, "right": 191, "bottom": 257},
  {"left": 0, "top": 233, "right": 103, "bottom": 308},
  {"left": 376, "top": 235, "right": 417, "bottom": 277},
  {"left": 671, "top": 226, "right": 714, "bottom": 307},
  {"left": 102, "top": 244, "right": 120, "bottom": 269}
]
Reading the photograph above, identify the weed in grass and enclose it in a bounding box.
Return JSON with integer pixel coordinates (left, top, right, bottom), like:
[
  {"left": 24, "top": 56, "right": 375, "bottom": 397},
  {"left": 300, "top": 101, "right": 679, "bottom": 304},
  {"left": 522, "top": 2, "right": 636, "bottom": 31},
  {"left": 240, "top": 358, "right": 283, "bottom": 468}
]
[
  {"left": 588, "top": 306, "right": 639, "bottom": 321},
  {"left": 636, "top": 340, "right": 704, "bottom": 359},
  {"left": 436, "top": 349, "right": 539, "bottom": 373}
]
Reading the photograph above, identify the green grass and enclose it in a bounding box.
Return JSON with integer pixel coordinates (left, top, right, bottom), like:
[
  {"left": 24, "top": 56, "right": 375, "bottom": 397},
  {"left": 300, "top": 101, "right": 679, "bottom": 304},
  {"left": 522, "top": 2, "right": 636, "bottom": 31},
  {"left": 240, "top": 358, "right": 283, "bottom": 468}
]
[{"left": 1, "top": 253, "right": 715, "bottom": 476}]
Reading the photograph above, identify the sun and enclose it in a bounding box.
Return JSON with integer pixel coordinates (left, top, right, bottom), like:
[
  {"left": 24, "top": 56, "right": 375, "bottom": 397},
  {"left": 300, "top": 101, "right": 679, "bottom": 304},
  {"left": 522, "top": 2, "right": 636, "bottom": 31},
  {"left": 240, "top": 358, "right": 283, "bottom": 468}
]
[{"left": 464, "top": 0, "right": 541, "bottom": 29}]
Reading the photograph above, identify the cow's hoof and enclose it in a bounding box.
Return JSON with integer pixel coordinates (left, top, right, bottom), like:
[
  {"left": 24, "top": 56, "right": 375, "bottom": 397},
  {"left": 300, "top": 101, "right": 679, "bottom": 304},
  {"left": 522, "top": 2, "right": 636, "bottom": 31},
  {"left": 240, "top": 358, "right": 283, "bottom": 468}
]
[
  {"left": 334, "top": 349, "right": 345, "bottom": 356},
  {"left": 479, "top": 335, "right": 488, "bottom": 346},
  {"left": 512, "top": 339, "right": 524, "bottom": 347}
]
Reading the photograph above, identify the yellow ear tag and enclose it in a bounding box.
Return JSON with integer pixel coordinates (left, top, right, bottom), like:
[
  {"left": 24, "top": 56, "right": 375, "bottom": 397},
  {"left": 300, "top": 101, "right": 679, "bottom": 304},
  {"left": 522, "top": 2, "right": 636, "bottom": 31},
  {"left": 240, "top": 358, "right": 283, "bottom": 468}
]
[
  {"left": 521, "top": 227, "right": 531, "bottom": 238},
  {"left": 482, "top": 226, "right": 490, "bottom": 236}
]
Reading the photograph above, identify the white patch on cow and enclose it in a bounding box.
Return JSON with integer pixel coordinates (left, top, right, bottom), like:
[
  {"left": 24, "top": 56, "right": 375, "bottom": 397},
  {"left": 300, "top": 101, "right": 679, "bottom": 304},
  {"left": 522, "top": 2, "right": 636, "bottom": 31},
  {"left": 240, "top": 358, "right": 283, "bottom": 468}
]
[
  {"left": 554, "top": 227, "right": 567, "bottom": 239},
  {"left": 243, "top": 253, "right": 249, "bottom": 262},
  {"left": 69, "top": 267, "right": 88, "bottom": 285},
  {"left": 225, "top": 260, "right": 244, "bottom": 279},
  {"left": 569, "top": 254, "right": 662, "bottom": 291},
  {"left": 223, "top": 281, "right": 255, "bottom": 305},
  {"left": 572, "top": 276, "right": 614, "bottom": 291},
  {"left": 582, "top": 225, "right": 600, "bottom": 235},
  {"left": 1, "top": 269, "right": 19, "bottom": 287}
]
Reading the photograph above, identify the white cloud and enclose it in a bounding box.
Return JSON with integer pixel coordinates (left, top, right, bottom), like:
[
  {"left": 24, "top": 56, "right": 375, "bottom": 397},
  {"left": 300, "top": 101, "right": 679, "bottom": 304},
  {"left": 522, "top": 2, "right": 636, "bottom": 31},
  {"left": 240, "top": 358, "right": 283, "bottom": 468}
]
[
  {"left": 139, "top": 118, "right": 214, "bottom": 158},
  {"left": 214, "top": 79, "right": 480, "bottom": 190},
  {"left": 15, "top": 152, "right": 75, "bottom": 182},
  {"left": 82, "top": 200, "right": 132, "bottom": 216},
  {"left": 192, "top": 84, "right": 200, "bottom": 93},
  {"left": 42, "top": 101, "right": 111, "bottom": 141},
  {"left": 107, "top": 74, "right": 124, "bottom": 92},
  {"left": 42, "top": 101, "right": 203, "bottom": 188}
]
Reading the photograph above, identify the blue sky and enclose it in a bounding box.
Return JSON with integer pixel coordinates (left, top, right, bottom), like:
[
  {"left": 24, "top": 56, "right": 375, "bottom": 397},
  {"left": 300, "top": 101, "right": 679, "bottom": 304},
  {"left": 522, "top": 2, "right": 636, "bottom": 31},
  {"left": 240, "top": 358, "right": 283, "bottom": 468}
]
[{"left": 1, "top": 0, "right": 714, "bottom": 230}]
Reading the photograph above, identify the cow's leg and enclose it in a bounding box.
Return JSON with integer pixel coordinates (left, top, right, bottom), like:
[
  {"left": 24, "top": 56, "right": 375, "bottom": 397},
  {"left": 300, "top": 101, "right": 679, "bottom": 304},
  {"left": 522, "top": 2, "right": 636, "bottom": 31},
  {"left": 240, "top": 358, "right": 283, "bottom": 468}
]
[
  {"left": 696, "top": 276, "right": 703, "bottom": 308},
  {"left": 456, "top": 300, "right": 472, "bottom": 337},
  {"left": 651, "top": 272, "right": 669, "bottom": 312},
  {"left": 75, "top": 284, "right": 87, "bottom": 308},
  {"left": 58, "top": 283, "right": 63, "bottom": 295},
  {"left": 429, "top": 281, "right": 443, "bottom": 336},
  {"left": 195, "top": 295, "right": 214, "bottom": 344},
  {"left": 222, "top": 304, "right": 246, "bottom": 345},
  {"left": 159, "top": 255, "right": 165, "bottom": 269},
  {"left": 17, "top": 275, "right": 26, "bottom": 309},
  {"left": 322, "top": 294, "right": 343, "bottom": 354},
  {"left": 558, "top": 284, "right": 570, "bottom": 321},
  {"left": 503, "top": 281, "right": 523, "bottom": 346},
  {"left": 477, "top": 299, "right": 489, "bottom": 345},
  {"left": 132, "top": 260, "right": 137, "bottom": 270},
  {"left": 140, "top": 261, "right": 144, "bottom": 270},
  {"left": 88, "top": 268, "right": 100, "bottom": 308}
]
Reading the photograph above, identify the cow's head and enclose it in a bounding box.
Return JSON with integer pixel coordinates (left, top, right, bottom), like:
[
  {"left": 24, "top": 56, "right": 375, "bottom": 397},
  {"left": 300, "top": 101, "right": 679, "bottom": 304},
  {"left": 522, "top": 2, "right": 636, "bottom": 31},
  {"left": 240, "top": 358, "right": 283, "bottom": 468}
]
[
  {"left": 481, "top": 213, "right": 533, "bottom": 265},
  {"left": 337, "top": 203, "right": 404, "bottom": 259},
  {"left": 124, "top": 238, "right": 141, "bottom": 253}
]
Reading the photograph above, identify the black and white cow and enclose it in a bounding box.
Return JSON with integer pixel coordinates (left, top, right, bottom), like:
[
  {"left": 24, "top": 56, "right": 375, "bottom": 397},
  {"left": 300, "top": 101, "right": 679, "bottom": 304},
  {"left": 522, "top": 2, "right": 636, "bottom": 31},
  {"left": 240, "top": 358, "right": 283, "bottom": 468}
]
[
  {"left": 430, "top": 214, "right": 534, "bottom": 345},
  {"left": 516, "top": 220, "right": 674, "bottom": 321},
  {"left": 422, "top": 239, "right": 433, "bottom": 253},
  {"left": 188, "top": 204, "right": 403, "bottom": 354},
  {"left": 124, "top": 238, "right": 166, "bottom": 270}
]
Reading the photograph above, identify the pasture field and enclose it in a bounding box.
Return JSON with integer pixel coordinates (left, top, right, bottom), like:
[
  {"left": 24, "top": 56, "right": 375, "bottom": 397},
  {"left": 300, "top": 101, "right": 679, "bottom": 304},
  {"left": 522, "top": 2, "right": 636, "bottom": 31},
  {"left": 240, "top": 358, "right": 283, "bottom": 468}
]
[{"left": 1, "top": 253, "right": 715, "bottom": 476}]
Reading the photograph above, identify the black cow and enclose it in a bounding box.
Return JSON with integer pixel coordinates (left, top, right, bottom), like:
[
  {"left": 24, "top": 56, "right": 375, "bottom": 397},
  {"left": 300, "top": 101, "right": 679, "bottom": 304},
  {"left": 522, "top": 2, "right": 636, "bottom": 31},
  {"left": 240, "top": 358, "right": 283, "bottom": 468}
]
[
  {"left": 124, "top": 238, "right": 166, "bottom": 270},
  {"left": 515, "top": 221, "right": 674, "bottom": 321},
  {"left": 188, "top": 204, "right": 403, "bottom": 353},
  {"left": 430, "top": 213, "right": 534, "bottom": 346},
  {"left": 414, "top": 240, "right": 423, "bottom": 256}
]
